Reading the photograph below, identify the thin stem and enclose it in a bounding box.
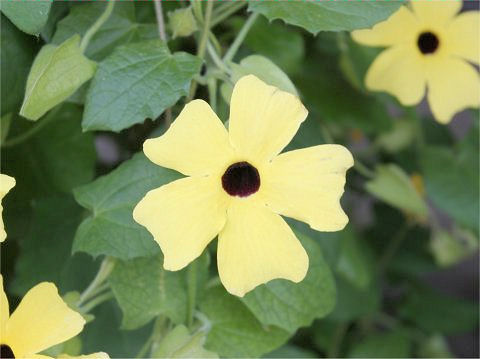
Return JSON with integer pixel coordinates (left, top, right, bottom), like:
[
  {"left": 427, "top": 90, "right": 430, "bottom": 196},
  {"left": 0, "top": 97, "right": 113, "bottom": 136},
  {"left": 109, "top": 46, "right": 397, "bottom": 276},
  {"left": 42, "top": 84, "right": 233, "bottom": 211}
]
[
  {"left": 187, "top": 0, "right": 214, "bottom": 101},
  {"left": 186, "top": 261, "right": 197, "bottom": 329},
  {"left": 135, "top": 335, "right": 154, "bottom": 359},
  {"left": 223, "top": 12, "right": 259, "bottom": 63},
  {"left": 153, "top": 0, "right": 172, "bottom": 126},
  {"left": 191, "top": 0, "right": 204, "bottom": 24},
  {"left": 79, "top": 291, "right": 114, "bottom": 314},
  {"left": 207, "top": 41, "right": 230, "bottom": 75},
  {"left": 207, "top": 77, "right": 217, "bottom": 112},
  {"left": 154, "top": 0, "right": 167, "bottom": 41},
  {"left": 378, "top": 223, "right": 411, "bottom": 272},
  {"left": 78, "top": 257, "right": 115, "bottom": 306},
  {"left": 80, "top": 0, "right": 115, "bottom": 53},
  {"left": 328, "top": 323, "right": 348, "bottom": 358},
  {"left": 211, "top": 1, "right": 246, "bottom": 28},
  {"left": 354, "top": 160, "right": 375, "bottom": 179},
  {"left": 2, "top": 107, "right": 61, "bottom": 148}
]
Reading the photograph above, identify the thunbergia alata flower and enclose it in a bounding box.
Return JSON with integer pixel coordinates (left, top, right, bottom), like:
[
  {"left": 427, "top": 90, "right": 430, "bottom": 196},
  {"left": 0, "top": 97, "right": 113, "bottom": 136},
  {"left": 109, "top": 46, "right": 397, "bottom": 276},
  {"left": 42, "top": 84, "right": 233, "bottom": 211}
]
[
  {"left": 352, "top": 0, "right": 479, "bottom": 123},
  {"left": 134, "top": 75, "right": 353, "bottom": 297},
  {"left": 0, "top": 276, "right": 108, "bottom": 359},
  {"left": 0, "top": 175, "right": 15, "bottom": 243}
]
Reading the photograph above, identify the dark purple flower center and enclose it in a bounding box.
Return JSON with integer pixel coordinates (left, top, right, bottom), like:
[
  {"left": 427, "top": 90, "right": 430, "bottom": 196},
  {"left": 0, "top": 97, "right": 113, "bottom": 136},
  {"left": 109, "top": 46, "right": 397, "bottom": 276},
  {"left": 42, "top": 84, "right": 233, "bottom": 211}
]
[
  {"left": 0, "top": 345, "right": 15, "bottom": 359},
  {"left": 417, "top": 31, "right": 439, "bottom": 54},
  {"left": 221, "top": 162, "right": 260, "bottom": 197}
]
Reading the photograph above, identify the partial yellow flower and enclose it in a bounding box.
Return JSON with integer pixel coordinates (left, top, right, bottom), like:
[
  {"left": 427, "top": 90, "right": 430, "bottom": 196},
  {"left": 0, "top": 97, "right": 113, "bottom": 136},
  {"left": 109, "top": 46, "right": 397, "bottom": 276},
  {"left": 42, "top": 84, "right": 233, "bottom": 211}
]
[
  {"left": 0, "top": 174, "right": 15, "bottom": 243},
  {"left": 133, "top": 75, "right": 353, "bottom": 297},
  {"left": 0, "top": 276, "right": 107, "bottom": 359},
  {"left": 352, "top": 0, "right": 479, "bottom": 124}
]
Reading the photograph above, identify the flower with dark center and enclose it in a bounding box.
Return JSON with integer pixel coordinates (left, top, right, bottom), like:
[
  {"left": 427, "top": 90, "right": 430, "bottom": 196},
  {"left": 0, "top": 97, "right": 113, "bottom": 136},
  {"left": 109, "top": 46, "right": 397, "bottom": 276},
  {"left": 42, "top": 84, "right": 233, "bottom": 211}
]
[{"left": 352, "top": 1, "right": 479, "bottom": 123}]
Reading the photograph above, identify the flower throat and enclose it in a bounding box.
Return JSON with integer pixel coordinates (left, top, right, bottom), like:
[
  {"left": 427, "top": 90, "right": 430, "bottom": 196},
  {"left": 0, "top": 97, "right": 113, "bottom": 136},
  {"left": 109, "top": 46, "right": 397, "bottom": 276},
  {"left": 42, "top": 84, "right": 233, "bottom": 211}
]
[
  {"left": 0, "top": 344, "right": 15, "bottom": 359},
  {"left": 222, "top": 162, "right": 260, "bottom": 197},
  {"left": 417, "top": 31, "right": 439, "bottom": 54}
]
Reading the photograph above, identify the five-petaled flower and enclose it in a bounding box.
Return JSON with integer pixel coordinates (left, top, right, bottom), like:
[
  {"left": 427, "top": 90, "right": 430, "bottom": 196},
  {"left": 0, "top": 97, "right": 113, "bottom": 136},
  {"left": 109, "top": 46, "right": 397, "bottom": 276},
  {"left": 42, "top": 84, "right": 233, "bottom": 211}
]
[
  {"left": 352, "top": 0, "right": 479, "bottom": 124},
  {"left": 0, "top": 276, "right": 108, "bottom": 359},
  {"left": 0, "top": 175, "right": 15, "bottom": 243},
  {"left": 133, "top": 75, "right": 353, "bottom": 297}
]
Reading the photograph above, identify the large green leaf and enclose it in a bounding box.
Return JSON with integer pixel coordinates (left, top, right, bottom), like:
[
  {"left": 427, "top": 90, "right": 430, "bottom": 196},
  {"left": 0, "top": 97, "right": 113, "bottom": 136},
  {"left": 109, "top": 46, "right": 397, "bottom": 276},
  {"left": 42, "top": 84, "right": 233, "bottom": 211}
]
[
  {"left": 52, "top": 1, "right": 157, "bottom": 61},
  {"left": 73, "top": 153, "right": 182, "bottom": 260},
  {"left": 241, "top": 232, "right": 335, "bottom": 333},
  {"left": 10, "top": 195, "right": 97, "bottom": 296},
  {"left": 20, "top": 35, "right": 97, "bottom": 121},
  {"left": 248, "top": 1, "right": 403, "bottom": 34},
  {"left": 1, "top": 15, "right": 37, "bottom": 116},
  {"left": 2, "top": 104, "right": 96, "bottom": 197},
  {"left": 82, "top": 40, "right": 201, "bottom": 132},
  {"left": 0, "top": 0, "right": 51, "bottom": 35},
  {"left": 109, "top": 253, "right": 209, "bottom": 330},
  {"left": 201, "top": 286, "right": 289, "bottom": 358},
  {"left": 399, "top": 285, "right": 479, "bottom": 335},
  {"left": 421, "top": 145, "right": 479, "bottom": 232},
  {"left": 347, "top": 330, "right": 411, "bottom": 358}
]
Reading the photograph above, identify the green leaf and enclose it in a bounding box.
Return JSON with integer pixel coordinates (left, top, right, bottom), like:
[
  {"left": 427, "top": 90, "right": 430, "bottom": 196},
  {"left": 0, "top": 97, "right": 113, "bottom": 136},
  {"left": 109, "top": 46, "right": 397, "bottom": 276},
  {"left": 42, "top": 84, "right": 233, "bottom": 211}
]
[
  {"left": 201, "top": 286, "right": 290, "bottom": 358},
  {"left": 168, "top": 7, "right": 198, "bottom": 38},
  {"left": 109, "top": 254, "right": 188, "bottom": 329},
  {"left": 20, "top": 35, "right": 97, "bottom": 121},
  {"left": 1, "top": 15, "right": 37, "bottom": 116},
  {"left": 375, "top": 120, "right": 416, "bottom": 154},
  {"left": 420, "top": 146, "right": 479, "bottom": 232},
  {"left": 2, "top": 104, "right": 96, "bottom": 196},
  {"left": 52, "top": 1, "right": 158, "bottom": 61},
  {"left": 347, "top": 330, "right": 411, "bottom": 358},
  {"left": 152, "top": 325, "right": 218, "bottom": 358},
  {"left": 418, "top": 334, "right": 453, "bottom": 358},
  {"left": 241, "top": 232, "right": 335, "bottom": 333},
  {"left": 82, "top": 39, "right": 201, "bottom": 132},
  {"left": 366, "top": 164, "right": 428, "bottom": 220},
  {"left": 264, "top": 344, "right": 317, "bottom": 358},
  {"left": 336, "top": 227, "right": 371, "bottom": 289},
  {"left": 232, "top": 55, "right": 298, "bottom": 95},
  {"left": 399, "top": 286, "right": 479, "bottom": 335},
  {"left": 0, "top": 0, "right": 51, "bottom": 35},
  {"left": 73, "top": 153, "right": 182, "bottom": 260},
  {"left": 10, "top": 195, "right": 97, "bottom": 296},
  {"left": 429, "top": 229, "right": 478, "bottom": 267},
  {"left": 248, "top": 1, "right": 403, "bottom": 34}
]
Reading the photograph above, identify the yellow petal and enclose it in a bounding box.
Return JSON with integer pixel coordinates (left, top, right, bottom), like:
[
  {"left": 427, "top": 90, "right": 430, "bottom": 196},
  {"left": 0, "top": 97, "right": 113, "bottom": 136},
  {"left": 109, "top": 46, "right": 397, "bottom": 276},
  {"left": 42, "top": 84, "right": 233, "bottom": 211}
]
[
  {"left": 143, "top": 100, "right": 234, "bottom": 177},
  {"left": 133, "top": 176, "right": 228, "bottom": 271},
  {"left": 426, "top": 57, "right": 480, "bottom": 124},
  {"left": 262, "top": 145, "right": 353, "bottom": 232},
  {"left": 410, "top": 0, "right": 462, "bottom": 26},
  {"left": 5, "top": 282, "right": 85, "bottom": 357},
  {"left": 0, "top": 174, "right": 15, "bottom": 243},
  {"left": 365, "top": 45, "right": 427, "bottom": 106},
  {"left": 447, "top": 11, "right": 480, "bottom": 65},
  {"left": 217, "top": 200, "right": 308, "bottom": 297},
  {"left": 352, "top": 5, "right": 418, "bottom": 47},
  {"left": 228, "top": 75, "right": 308, "bottom": 163},
  {"left": 0, "top": 274, "right": 9, "bottom": 338},
  {"left": 58, "top": 352, "right": 110, "bottom": 359}
]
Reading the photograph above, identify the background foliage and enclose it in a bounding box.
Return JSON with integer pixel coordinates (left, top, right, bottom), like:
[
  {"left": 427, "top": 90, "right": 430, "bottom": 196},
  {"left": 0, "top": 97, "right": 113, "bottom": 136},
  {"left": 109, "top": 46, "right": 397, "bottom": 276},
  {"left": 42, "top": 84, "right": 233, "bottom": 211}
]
[{"left": 1, "top": 1, "right": 478, "bottom": 358}]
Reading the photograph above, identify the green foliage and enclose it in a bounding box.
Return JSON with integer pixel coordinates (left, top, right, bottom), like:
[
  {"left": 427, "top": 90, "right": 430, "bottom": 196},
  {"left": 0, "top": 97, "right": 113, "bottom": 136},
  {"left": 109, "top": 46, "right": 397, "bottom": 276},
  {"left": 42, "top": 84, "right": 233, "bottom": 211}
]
[
  {"left": 347, "top": 330, "right": 411, "bottom": 358},
  {"left": 200, "top": 286, "right": 290, "bottom": 358},
  {"left": 82, "top": 40, "right": 201, "bottom": 132},
  {"left": 0, "top": 0, "right": 51, "bottom": 35},
  {"left": 20, "top": 35, "right": 97, "bottom": 121},
  {"left": 249, "top": 1, "right": 404, "bottom": 34},
  {"left": 168, "top": 7, "right": 198, "bottom": 38},
  {"left": 1, "top": 15, "right": 37, "bottom": 116},
  {"left": 73, "top": 153, "right": 181, "bottom": 260},
  {"left": 241, "top": 232, "right": 335, "bottom": 333}
]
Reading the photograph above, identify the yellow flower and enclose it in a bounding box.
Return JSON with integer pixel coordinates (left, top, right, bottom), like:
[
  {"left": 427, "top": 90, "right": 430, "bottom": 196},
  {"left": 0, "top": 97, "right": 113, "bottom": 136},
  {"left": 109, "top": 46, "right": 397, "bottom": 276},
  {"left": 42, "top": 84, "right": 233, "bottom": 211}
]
[
  {"left": 133, "top": 75, "right": 353, "bottom": 297},
  {"left": 0, "top": 276, "right": 108, "bottom": 359},
  {"left": 0, "top": 175, "right": 15, "bottom": 243},
  {"left": 352, "top": 0, "right": 479, "bottom": 124}
]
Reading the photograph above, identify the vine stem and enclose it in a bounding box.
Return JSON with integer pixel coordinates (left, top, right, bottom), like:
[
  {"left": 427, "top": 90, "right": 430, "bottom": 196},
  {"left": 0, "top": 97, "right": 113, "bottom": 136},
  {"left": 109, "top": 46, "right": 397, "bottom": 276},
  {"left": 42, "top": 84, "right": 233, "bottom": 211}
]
[
  {"left": 223, "top": 12, "right": 259, "bottom": 63},
  {"left": 2, "top": 107, "right": 61, "bottom": 148},
  {"left": 354, "top": 159, "right": 375, "bottom": 179},
  {"left": 80, "top": 0, "right": 115, "bottom": 53},
  {"left": 188, "top": 0, "right": 214, "bottom": 101},
  {"left": 77, "top": 257, "right": 115, "bottom": 306},
  {"left": 79, "top": 291, "right": 114, "bottom": 314},
  {"left": 211, "top": 1, "right": 246, "bottom": 28},
  {"left": 378, "top": 223, "right": 411, "bottom": 273},
  {"left": 153, "top": 0, "right": 172, "bottom": 126}
]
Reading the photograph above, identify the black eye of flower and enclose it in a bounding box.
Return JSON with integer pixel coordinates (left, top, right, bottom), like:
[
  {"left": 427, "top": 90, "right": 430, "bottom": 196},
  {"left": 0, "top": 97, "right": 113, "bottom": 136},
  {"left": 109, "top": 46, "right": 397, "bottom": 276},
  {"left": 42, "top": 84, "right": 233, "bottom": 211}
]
[
  {"left": 222, "top": 161, "right": 260, "bottom": 197},
  {"left": 417, "top": 31, "right": 439, "bottom": 54},
  {"left": 0, "top": 344, "right": 15, "bottom": 359}
]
